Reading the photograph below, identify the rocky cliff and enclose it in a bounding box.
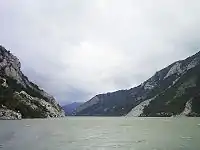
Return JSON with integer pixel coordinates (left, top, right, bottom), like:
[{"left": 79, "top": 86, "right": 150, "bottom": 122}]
[
  {"left": 75, "top": 51, "right": 200, "bottom": 117},
  {"left": 0, "top": 45, "right": 65, "bottom": 119}
]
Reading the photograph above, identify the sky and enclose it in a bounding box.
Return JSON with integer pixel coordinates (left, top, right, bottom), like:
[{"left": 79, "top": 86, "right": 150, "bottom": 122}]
[{"left": 0, "top": 0, "right": 200, "bottom": 105}]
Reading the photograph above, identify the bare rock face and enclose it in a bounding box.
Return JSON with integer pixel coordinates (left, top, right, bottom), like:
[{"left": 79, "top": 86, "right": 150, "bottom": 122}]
[
  {"left": 0, "top": 46, "right": 23, "bottom": 86},
  {"left": 0, "top": 45, "right": 65, "bottom": 119},
  {"left": 126, "top": 97, "right": 157, "bottom": 117}
]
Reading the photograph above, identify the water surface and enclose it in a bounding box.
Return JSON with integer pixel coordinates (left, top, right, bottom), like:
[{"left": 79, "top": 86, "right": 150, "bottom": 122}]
[{"left": 0, "top": 117, "right": 200, "bottom": 150}]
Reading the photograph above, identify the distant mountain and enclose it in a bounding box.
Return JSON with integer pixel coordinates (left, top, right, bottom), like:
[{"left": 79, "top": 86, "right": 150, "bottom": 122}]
[
  {"left": 0, "top": 45, "right": 65, "bottom": 119},
  {"left": 62, "top": 102, "right": 83, "bottom": 116},
  {"left": 75, "top": 51, "right": 200, "bottom": 117}
]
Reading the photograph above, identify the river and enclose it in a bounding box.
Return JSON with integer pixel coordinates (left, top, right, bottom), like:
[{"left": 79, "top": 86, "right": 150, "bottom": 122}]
[{"left": 0, "top": 117, "right": 200, "bottom": 150}]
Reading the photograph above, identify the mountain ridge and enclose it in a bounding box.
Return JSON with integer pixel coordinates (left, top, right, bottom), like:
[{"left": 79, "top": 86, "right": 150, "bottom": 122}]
[
  {"left": 62, "top": 102, "right": 83, "bottom": 116},
  {"left": 75, "top": 50, "right": 200, "bottom": 117}
]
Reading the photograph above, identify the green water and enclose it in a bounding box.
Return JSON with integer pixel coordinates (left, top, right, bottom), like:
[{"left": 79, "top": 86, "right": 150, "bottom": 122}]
[{"left": 0, "top": 117, "right": 200, "bottom": 150}]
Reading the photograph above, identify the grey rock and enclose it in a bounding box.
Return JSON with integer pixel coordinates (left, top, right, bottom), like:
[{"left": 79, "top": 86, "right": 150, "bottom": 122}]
[{"left": 0, "top": 108, "right": 22, "bottom": 120}]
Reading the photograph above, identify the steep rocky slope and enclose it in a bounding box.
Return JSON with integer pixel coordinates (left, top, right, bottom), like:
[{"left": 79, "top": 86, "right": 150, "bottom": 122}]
[
  {"left": 0, "top": 45, "right": 65, "bottom": 119},
  {"left": 75, "top": 51, "right": 200, "bottom": 117}
]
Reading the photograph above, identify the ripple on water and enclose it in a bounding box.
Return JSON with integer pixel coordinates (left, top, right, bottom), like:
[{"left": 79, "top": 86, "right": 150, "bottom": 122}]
[
  {"left": 134, "top": 140, "right": 147, "bottom": 143},
  {"left": 179, "top": 144, "right": 187, "bottom": 149},
  {"left": 180, "top": 136, "right": 193, "bottom": 140}
]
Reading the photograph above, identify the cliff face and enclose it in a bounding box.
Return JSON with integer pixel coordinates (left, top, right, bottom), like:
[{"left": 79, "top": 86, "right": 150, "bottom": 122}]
[
  {"left": 0, "top": 46, "right": 65, "bottom": 119},
  {"left": 75, "top": 51, "right": 200, "bottom": 117}
]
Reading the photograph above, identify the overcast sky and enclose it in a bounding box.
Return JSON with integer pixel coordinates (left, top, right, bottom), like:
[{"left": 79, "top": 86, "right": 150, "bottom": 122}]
[{"left": 0, "top": 0, "right": 200, "bottom": 105}]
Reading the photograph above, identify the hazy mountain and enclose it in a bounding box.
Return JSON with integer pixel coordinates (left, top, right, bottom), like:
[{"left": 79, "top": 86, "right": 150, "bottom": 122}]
[
  {"left": 62, "top": 102, "right": 83, "bottom": 116},
  {"left": 0, "top": 46, "right": 65, "bottom": 119},
  {"left": 75, "top": 51, "right": 200, "bottom": 117}
]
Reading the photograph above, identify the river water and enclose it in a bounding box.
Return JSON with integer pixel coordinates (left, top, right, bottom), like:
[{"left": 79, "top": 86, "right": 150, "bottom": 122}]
[{"left": 0, "top": 117, "right": 200, "bottom": 150}]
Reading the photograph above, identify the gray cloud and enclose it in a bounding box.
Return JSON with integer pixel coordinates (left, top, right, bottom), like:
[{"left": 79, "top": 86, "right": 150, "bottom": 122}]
[{"left": 0, "top": 0, "right": 200, "bottom": 104}]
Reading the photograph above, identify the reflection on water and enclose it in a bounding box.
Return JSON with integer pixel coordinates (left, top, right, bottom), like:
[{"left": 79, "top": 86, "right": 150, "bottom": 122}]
[{"left": 0, "top": 117, "right": 200, "bottom": 150}]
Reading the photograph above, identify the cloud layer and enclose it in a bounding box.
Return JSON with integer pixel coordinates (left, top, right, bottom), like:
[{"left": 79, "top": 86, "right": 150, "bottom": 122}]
[{"left": 1, "top": 0, "right": 200, "bottom": 104}]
